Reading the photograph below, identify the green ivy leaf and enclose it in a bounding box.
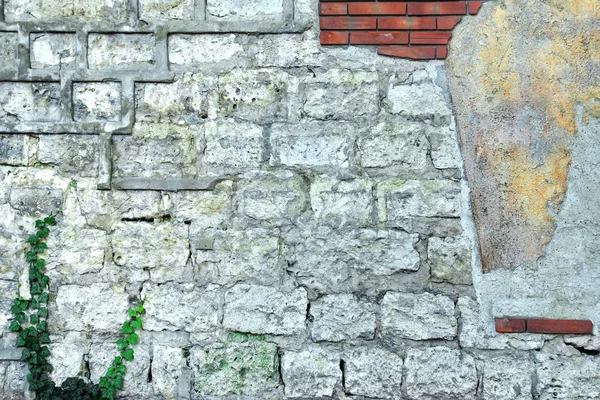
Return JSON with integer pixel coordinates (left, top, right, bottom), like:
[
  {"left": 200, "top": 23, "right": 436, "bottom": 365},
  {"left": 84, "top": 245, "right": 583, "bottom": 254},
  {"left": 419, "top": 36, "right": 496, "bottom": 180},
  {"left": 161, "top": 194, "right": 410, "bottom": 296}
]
[
  {"left": 38, "top": 307, "right": 48, "bottom": 318},
  {"left": 116, "top": 364, "right": 126, "bottom": 375},
  {"left": 121, "top": 322, "right": 133, "bottom": 334},
  {"left": 34, "top": 258, "right": 45, "bottom": 269},
  {"left": 38, "top": 292, "right": 49, "bottom": 304},
  {"left": 126, "top": 333, "right": 138, "bottom": 346},
  {"left": 36, "top": 227, "right": 50, "bottom": 239},
  {"left": 30, "top": 314, "right": 39, "bottom": 324},
  {"left": 40, "top": 275, "right": 49, "bottom": 287},
  {"left": 116, "top": 339, "right": 128, "bottom": 351},
  {"left": 43, "top": 216, "right": 56, "bottom": 225},
  {"left": 16, "top": 336, "right": 26, "bottom": 347},
  {"left": 26, "top": 251, "right": 37, "bottom": 262},
  {"left": 130, "top": 317, "right": 142, "bottom": 330},
  {"left": 26, "top": 235, "right": 40, "bottom": 244},
  {"left": 121, "top": 348, "right": 134, "bottom": 362},
  {"left": 35, "top": 220, "right": 45, "bottom": 228},
  {"left": 127, "top": 308, "right": 136, "bottom": 318},
  {"left": 9, "top": 320, "right": 21, "bottom": 332},
  {"left": 136, "top": 302, "right": 145, "bottom": 314},
  {"left": 39, "top": 332, "right": 51, "bottom": 344},
  {"left": 113, "top": 356, "right": 122, "bottom": 366},
  {"left": 106, "top": 367, "right": 116, "bottom": 378},
  {"left": 37, "top": 321, "right": 47, "bottom": 331}
]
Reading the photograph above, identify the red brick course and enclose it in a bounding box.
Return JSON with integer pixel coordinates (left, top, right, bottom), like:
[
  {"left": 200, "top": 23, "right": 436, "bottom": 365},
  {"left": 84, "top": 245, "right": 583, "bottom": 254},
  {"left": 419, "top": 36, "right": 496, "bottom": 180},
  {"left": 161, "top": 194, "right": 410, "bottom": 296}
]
[
  {"left": 495, "top": 318, "right": 593, "bottom": 335},
  {"left": 319, "top": 1, "right": 487, "bottom": 60}
]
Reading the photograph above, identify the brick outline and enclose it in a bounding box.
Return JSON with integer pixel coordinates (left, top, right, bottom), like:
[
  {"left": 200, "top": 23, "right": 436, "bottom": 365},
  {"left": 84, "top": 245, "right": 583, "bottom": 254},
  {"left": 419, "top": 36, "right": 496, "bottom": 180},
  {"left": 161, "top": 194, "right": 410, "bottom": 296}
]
[{"left": 319, "top": 1, "right": 486, "bottom": 60}]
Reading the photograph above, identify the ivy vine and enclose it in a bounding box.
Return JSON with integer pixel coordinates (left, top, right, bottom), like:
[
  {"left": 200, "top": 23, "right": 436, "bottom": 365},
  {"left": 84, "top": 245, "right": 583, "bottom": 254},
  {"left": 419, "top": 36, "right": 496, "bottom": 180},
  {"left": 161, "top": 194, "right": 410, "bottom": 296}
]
[{"left": 8, "top": 215, "right": 145, "bottom": 400}]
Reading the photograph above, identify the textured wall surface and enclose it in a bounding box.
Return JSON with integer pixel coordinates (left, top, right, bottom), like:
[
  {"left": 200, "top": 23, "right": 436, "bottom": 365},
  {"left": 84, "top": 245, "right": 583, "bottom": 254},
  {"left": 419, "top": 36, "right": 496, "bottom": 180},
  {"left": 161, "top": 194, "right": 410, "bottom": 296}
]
[
  {"left": 448, "top": 0, "right": 600, "bottom": 329},
  {"left": 1, "top": 0, "right": 600, "bottom": 399}
]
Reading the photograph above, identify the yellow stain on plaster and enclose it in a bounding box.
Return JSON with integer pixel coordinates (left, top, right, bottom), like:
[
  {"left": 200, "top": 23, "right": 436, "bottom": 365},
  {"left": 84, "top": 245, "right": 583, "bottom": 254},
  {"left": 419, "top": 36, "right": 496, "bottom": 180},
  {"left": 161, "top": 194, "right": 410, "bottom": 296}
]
[{"left": 479, "top": 0, "right": 600, "bottom": 241}]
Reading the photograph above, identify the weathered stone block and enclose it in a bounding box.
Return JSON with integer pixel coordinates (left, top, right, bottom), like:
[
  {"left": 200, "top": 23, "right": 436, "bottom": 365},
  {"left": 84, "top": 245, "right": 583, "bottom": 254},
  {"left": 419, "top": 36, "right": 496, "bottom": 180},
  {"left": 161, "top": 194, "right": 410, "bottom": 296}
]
[
  {"left": 217, "top": 69, "right": 295, "bottom": 123},
  {"left": 281, "top": 349, "right": 340, "bottom": 398},
  {"left": 429, "top": 125, "right": 462, "bottom": 169},
  {"left": 52, "top": 283, "right": 129, "bottom": 332},
  {"left": 381, "top": 292, "right": 457, "bottom": 340},
  {"left": 344, "top": 348, "right": 403, "bottom": 399},
  {"left": 405, "top": 347, "right": 477, "bottom": 400},
  {"left": 5, "top": 0, "right": 129, "bottom": 22},
  {"left": 223, "top": 284, "right": 307, "bottom": 335},
  {"left": 0, "top": 33, "right": 18, "bottom": 70},
  {"left": 191, "top": 341, "right": 279, "bottom": 396},
  {"left": 429, "top": 236, "right": 472, "bottom": 285},
  {"left": 195, "top": 229, "right": 283, "bottom": 286},
  {"left": 303, "top": 70, "right": 379, "bottom": 120},
  {"left": 254, "top": 32, "right": 323, "bottom": 67},
  {"left": 151, "top": 345, "right": 186, "bottom": 398},
  {"left": 88, "top": 34, "right": 155, "bottom": 69},
  {"left": 270, "top": 121, "right": 355, "bottom": 168},
  {"left": 310, "top": 175, "right": 373, "bottom": 228},
  {"left": 73, "top": 82, "right": 121, "bottom": 122},
  {"left": 236, "top": 170, "right": 308, "bottom": 226},
  {"left": 112, "top": 221, "right": 190, "bottom": 282},
  {"left": 141, "top": 283, "right": 219, "bottom": 332},
  {"left": 139, "top": 0, "right": 195, "bottom": 20},
  {"left": 135, "top": 75, "right": 212, "bottom": 124},
  {"left": 38, "top": 135, "right": 99, "bottom": 177},
  {"left": 378, "top": 179, "right": 462, "bottom": 225},
  {"left": 48, "top": 332, "right": 87, "bottom": 386},
  {"left": 0, "top": 362, "right": 25, "bottom": 399},
  {"left": 0, "top": 135, "right": 27, "bottom": 166},
  {"left": 30, "top": 33, "right": 77, "bottom": 69},
  {"left": 358, "top": 119, "right": 429, "bottom": 171},
  {"left": 89, "top": 341, "right": 152, "bottom": 398},
  {"left": 169, "top": 34, "right": 246, "bottom": 67},
  {"left": 47, "top": 227, "right": 108, "bottom": 275},
  {"left": 113, "top": 125, "right": 201, "bottom": 179},
  {"left": 206, "top": 0, "right": 284, "bottom": 21},
  {"left": 311, "top": 294, "right": 376, "bottom": 342},
  {"left": 535, "top": 353, "right": 600, "bottom": 399},
  {"left": 385, "top": 79, "right": 452, "bottom": 123},
  {"left": 0, "top": 83, "right": 61, "bottom": 123},
  {"left": 0, "top": 281, "right": 17, "bottom": 335},
  {"left": 173, "top": 190, "right": 230, "bottom": 229},
  {"left": 284, "top": 228, "right": 420, "bottom": 293},
  {"left": 203, "top": 121, "right": 264, "bottom": 171},
  {"left": 483, "top": 355, "right": 533, "bottom": 400},
  {"left": 9, "top": 186, "right": 63, "bottom": 215}
]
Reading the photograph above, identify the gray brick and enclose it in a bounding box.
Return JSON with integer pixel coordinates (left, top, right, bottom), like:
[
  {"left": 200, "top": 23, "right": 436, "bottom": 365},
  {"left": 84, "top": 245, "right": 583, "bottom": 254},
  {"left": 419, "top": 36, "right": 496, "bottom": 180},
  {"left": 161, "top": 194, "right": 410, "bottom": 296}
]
[
  {"left": 88, "top": 34, "right": 155, "bottom": 70},
  {"left": 4, "top": 0, "right": 128, "bottom": 22},
  {"left": 73, "top": 82, "right": 121, "bottom": 122},
  {"left": 0, "top": 83, "right": 61, "bottom": 123},
  {"left": 0, "top": 32, "right": 18, "bottom": 70},
  {"left": 206, "top": 0, "right": 284, "bottom": 21},
  {"left": 30, "top": 33, "right": 78, "bottom": 69},
  {"left": 139, "top": 0, "right": 195, "bottom": 20}
]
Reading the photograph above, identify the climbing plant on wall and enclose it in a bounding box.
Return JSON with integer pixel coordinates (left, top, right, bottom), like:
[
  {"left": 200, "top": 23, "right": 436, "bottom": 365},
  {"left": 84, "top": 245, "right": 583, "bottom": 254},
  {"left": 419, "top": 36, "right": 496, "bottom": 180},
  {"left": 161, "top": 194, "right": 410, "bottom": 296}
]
[{"left": 8, "top": 215, "right": 145, "bottom": 400}]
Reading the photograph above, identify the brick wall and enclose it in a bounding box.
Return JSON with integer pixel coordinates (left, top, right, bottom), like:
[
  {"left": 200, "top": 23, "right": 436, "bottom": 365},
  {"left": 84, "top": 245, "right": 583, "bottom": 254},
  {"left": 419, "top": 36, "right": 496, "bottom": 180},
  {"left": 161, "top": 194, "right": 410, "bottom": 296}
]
[{"left": 319, "top": 0, "right": 484, "bottom": 59}]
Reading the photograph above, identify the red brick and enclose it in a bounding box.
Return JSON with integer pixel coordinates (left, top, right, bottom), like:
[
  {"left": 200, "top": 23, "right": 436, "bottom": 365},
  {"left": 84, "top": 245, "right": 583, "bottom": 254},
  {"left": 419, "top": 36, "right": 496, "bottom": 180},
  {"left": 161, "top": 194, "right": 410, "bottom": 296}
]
[
  {"left": 469, "top": 1, "right": 483, "bottom": 14},
  {"left": 436, "top": 46, "right": 448, "bottom": 59},
  {"left": 410, "top": 31, "right": 452, "bottom": 45},
  {"left": 319, "top": 3, "right": 348, "bottom": 15},
  {"left": 527, "top": 319, "right": 593, "bottom": 334},
  {"left": 320, "top": 16, "right": 377, "bottom": 30},
  {"left": 350, "top": 31, "right": 408, "bottom": 45},
  {"left": 408, "top": 2, "right": 467, "bottom": 15},
  {"left": 320, "top": 31, "right": 349, "bottom": 45},
  {"left": 348, "top": 2, "right": 407, "bottom": 15},
  {"left": 377, "top": 45, "right": 435, "bottom": 60},
  {"left": 495, "top": 318, "right": 527, "bottom": 333},
  {"left": 437, "top": 16, "right": 462, "bottom": 30},
  {"left": 378, "top": 16, "right": 436, "bottom": 30}
]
